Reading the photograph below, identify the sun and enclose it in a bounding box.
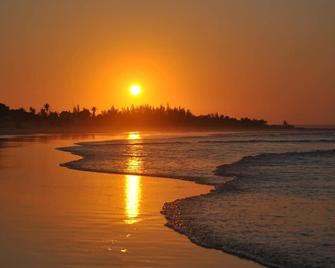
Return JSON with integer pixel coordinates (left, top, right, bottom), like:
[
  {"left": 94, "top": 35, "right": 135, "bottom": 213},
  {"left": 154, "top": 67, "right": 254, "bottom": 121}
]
[{"left": 129, "top": 84, "right": 141, "bottom": 96}]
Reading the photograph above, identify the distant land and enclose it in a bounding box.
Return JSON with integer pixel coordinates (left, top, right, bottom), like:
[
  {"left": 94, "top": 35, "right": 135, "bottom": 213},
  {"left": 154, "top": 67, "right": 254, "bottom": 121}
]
[{"left": 0, "top": 102, "right": 294, "bottom": 134}]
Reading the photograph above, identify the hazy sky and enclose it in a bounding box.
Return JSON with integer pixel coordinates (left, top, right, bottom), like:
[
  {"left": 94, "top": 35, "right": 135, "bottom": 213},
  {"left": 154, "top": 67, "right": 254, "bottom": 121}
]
[{"left": 0, "top": 0, "right": 334, "bottom": 124}]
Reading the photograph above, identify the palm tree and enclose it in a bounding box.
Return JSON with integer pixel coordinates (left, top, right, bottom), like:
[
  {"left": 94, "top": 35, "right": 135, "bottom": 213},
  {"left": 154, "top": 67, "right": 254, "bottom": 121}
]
[
  {"left": 91, "top": 106, "right": 97, "bottom": 117},
  {"left": 29, "top": 107, "right": 36, "bottom": 115},
  {"left": 44, "top": 103, "right": 50, "bottom": 115}
]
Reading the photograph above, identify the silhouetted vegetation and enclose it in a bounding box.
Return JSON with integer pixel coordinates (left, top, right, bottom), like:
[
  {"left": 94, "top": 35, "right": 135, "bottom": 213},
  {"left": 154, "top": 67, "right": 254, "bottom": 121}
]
[{"left": 0, "top": 102, "right": 294, "bottom": 133}]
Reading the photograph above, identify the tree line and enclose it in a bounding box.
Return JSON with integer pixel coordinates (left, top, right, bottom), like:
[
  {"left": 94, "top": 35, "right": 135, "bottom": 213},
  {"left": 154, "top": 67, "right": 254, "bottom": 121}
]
[{"left": 0, "top": 102, "right": 293, "bottom": 131}]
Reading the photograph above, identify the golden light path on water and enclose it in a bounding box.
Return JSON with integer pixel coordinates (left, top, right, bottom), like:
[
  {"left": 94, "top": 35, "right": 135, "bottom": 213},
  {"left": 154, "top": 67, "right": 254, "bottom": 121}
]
[
  {"left": 125, "top": 175, "right": 142, "bottom": 224},
  {"left": 125, "top": 131, "right": 142, "bottom": 224}
]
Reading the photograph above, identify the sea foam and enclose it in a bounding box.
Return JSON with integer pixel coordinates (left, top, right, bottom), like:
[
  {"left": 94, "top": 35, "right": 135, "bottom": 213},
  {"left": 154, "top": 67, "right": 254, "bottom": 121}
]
[{"left": 163, "top": 149, "right": 335, "bottom": 268}]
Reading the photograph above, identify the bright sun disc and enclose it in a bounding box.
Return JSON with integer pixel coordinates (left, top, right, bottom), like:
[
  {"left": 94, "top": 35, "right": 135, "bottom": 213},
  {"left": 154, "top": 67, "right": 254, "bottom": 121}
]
[{"left": 130, "top": 85, "right": 141, "bottom": 95}]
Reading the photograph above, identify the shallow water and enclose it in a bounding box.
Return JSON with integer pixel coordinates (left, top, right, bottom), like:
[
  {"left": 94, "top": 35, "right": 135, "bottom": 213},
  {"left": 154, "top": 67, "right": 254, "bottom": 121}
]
[
  {"left": 60, "top": 130, "right": 335, "bottom": 184},
  {"left": 60, "top": 130, "right": 335, "bottom": 268},
  {"left": 164, "top": 149, "right": 335, "bottom": 268},
  {"left": 0, "top": 134, "right": 260, "bottom": 268}
]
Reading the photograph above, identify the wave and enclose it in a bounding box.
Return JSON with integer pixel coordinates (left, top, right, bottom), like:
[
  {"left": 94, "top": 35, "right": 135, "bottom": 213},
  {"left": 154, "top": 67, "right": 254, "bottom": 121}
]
[
  {"left": 216, "top": 149, "right": 335, "bottom": 176},
  {"left": 59, "top": 159, "right": 224, "bottom": 185},
  {"left": 76, "top": 140, "right": 191, "bottom": 146},
  {"left": 162, "top": 149, "right": 335, "bottom": 268}
]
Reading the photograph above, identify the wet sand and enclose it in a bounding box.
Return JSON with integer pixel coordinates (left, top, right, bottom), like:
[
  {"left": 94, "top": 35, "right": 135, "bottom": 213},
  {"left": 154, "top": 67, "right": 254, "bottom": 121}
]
[{"left": 0, "top": 134, "right": 262, "bottom": 267}]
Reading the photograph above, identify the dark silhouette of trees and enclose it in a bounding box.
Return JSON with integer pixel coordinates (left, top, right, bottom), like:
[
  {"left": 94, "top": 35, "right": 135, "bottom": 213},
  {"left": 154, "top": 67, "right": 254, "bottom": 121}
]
[
  {"left": 29, "top": 107, "right": 36, "bottom": 115},
  {"left": 0, "top": 102, "right": 293, "bottom": 132},
  {"left": 0, "top": 103, "right": 9, "bottom": 114}
]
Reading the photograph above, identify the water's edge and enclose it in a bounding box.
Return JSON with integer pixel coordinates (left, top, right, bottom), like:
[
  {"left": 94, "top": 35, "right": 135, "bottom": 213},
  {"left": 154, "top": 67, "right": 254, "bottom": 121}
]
[
  {"left": 58, "top": 145, "right": 271, "bottom": 267},
  {"left": 58, "top": 145, "right": 335, "bottom": 268},
  {"left": 57, "top": 145, "right": 224, "bottom": 186}
]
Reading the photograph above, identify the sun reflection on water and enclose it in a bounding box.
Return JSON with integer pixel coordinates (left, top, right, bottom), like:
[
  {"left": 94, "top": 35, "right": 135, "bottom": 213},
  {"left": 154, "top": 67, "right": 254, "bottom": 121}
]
[
  {"left": 124, "top": 132, "right": 142, "bottom": 224},
  {"left": 125, "top": 175, "right": 141, "bottom": 224},
  {"left": 126, "top": 157, "right": 143, "bottom": 174},
  {"left": 125, "top": 131, "right": 143, "bottom": 174}
]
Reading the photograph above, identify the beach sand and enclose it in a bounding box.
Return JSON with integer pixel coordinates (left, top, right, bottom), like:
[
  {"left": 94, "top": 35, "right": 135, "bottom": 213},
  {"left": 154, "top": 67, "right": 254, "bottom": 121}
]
[{"left": 0, "top": 134, "right": 262, "bottom": 267}]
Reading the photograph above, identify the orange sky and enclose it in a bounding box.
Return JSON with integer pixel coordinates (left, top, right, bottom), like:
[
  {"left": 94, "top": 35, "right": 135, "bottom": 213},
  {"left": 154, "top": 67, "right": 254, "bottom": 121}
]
[{"left": 0, "top": 0, "right": 334, "bottom": 124}]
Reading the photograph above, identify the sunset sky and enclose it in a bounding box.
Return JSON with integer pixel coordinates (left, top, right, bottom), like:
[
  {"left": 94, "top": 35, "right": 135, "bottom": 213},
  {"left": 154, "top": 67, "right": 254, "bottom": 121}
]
[{"left": 0, "top": 0, "right": 334, "bottom": 124}]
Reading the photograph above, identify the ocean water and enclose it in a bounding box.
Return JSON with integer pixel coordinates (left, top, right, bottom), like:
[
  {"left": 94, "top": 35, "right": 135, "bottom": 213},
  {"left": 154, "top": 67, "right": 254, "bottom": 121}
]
[
  {"left": 0, "top": 135, "right": 259, "bottom": 268},
  {"left": 60, "top": 130, "right": 335, "bottom": 268}
]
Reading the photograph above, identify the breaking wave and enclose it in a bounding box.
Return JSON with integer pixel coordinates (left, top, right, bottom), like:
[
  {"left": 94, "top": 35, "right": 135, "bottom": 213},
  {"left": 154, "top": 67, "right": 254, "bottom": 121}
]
[{"left": 163, "top": 149, "right": 335, "bottom": 268}]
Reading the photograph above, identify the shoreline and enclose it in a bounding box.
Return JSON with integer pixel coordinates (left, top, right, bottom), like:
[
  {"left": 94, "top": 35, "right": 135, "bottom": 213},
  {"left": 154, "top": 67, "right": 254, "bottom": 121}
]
[
  {"left": 161, "top": 149, "right": 335, "bottom": 268},
  {"left": 162, "top": 187, "right": 281, "bottom": 268},
  {"left": 57, "top": 139, "right": 266, "bottom": 268},
  {"left": 57, "top": 132, "right": 335, "bottom": 268},
  {"left": 4, "top": 132, "right": 333, "bottom": 267},
  {"left": 0, "top": 134, "right": 262, "bottom": 267},
  {"left": 58, "top": 145, "right": 271, "bottom": 268},
  {"left": 58, "top": 138, "right": 265, "bottom": 268}
]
